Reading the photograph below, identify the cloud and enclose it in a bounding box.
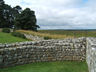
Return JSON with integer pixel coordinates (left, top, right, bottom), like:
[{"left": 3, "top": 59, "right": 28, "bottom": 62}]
[
  {"left": 4, "top": 0, "right": 96, "bottom": 29},
  {"left": 5, "top": 0, "right": 21, "bottom": 7}
]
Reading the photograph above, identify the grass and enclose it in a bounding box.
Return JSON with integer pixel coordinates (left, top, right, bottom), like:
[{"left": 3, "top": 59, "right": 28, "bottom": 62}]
[
  {"left": 17, "top": 30, "right": 96, "bottom": 39},
  {"left": 0, "top": 61, "right": 88, "bottom": 72},
  {"left": 39, "top": 30, "right": 96, "bottom": 37},
  {"left": 17, "top": 30, "right": 74, "bottom": 39},
  {"left": 0, "top": 32, "right": 29, "bottom": 43}
]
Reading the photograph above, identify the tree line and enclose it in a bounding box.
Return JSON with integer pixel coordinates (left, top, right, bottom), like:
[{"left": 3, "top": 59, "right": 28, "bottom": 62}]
[{"left": 0, "top": 0, "right": 39, "bottom": 31}]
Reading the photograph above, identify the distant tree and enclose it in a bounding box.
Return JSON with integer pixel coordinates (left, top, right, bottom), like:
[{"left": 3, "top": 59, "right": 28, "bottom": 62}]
[{"left": 15, "top": 8, "right": 40, "bottom": 31}]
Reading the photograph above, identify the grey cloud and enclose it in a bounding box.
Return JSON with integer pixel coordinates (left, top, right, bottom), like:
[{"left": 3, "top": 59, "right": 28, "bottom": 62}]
[{"left": 5, "top": 0, "right": 96, "bottom": 29}]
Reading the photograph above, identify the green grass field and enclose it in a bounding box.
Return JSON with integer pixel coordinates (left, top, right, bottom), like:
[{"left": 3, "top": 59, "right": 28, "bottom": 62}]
[
  {"left": 39, "top": 30, "right": 96, "bottom": 37},
  {"left": 0, "top": 61, "right": 88, "bottom": 72},
  {"left": 0, "top": 32, "right": 29, "bottom": 43}
]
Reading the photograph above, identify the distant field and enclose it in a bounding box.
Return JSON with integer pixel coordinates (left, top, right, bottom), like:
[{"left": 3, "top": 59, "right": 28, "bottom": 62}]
[
  {"left": 0, "top": 32, "right": 29, "bottom": 43},
  {"left": 18, "top": 30, "right": 96, "bottom": 39},
  {"left": 0, "top": 61, "right": 88, "bottom": 72},
  {"left": 18, "top": 30, "right": 73, "bottom": 39},
  {"left": 39, "top": 30, "right": 96, "bottom": 37}
]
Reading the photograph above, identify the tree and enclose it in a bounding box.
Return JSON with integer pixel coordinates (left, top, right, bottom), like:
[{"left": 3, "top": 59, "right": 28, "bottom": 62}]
[
  {"left": 0, "top": 0, "right": 22, "bottom": 28},
  {"left": 0, "top": 0, "right": 14, "bottom": 28},
  {"left": 0, "top": 1, "right": 39, "bottom": 31},
  {"left": 3, "top": 4, "right": 14, "bottom": 28},
  {"left": 0, "top": 0, "right": 4, "bottom": 5},
  {"left": 12, "top": 5, "right": 22, "bottom": 18},
  {"left": 0, "top": 0, "right": 5, "bottom": 28},
  {"left": 15, "top": 8, "right": 39, "bottom": 31}
]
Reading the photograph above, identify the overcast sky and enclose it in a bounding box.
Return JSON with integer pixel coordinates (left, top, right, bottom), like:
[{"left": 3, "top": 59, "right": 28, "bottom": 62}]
[{"left": 5, "top": 0, "right": 96, "bottom": 29}]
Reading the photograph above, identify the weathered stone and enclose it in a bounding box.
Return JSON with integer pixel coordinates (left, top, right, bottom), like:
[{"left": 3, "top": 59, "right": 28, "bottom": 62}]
[
  {"left": 0, "top": 37, "right": 86, "bottom": 68},
  {"left": 0, "top": 55, "right": 3, "bottom": 64},
  {"left": 86, "top": 38, "right": 96, "bottom": 72}
]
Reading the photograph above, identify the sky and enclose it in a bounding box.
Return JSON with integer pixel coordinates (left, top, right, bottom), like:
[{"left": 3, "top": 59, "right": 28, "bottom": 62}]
[{"left": 5, "top": 0, "right": 96, "bottom": 29}]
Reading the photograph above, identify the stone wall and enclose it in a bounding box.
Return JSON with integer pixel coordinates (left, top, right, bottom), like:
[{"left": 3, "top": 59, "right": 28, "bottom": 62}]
[
  {"left": 0, "top": 37, "right": 86, "bottom": 68},
  {"left": 24, "top": 34, "right": 44, "bottom": 41},
  {"left": 86, "top": 38, "right": 96, "bottom": 72}
]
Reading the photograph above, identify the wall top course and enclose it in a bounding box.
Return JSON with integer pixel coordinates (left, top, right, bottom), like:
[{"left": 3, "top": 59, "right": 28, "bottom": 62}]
[{"left": 0, "top": 37, "right": 86, "bottom": 49}]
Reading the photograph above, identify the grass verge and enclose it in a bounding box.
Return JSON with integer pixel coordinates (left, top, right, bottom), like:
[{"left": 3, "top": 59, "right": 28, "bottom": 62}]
[
  {"left": 0, "top": 61, "right": 88, "bottom": 72},
  {"left": 0, "top": 32, "right": 29, "bottom": 43}
]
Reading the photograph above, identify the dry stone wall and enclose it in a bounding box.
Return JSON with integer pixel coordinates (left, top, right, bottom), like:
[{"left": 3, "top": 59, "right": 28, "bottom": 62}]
[
  {"left": 86, "top": 38, "right": 96, "bottom": 72},
  {"left": 24, "top": 34, "right": 44, "bottom": 41},
  {"left": 0, "top": 37, "right": 86, "bottom": 68}
]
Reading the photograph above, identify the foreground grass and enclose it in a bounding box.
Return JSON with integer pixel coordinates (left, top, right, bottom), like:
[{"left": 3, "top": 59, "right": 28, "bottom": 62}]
[
  {"left": 0, "top": 61, "right": 88, "bottom": 72},
  {"left": 0, "top": 32, "right": 29, "bottom": 43}
]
